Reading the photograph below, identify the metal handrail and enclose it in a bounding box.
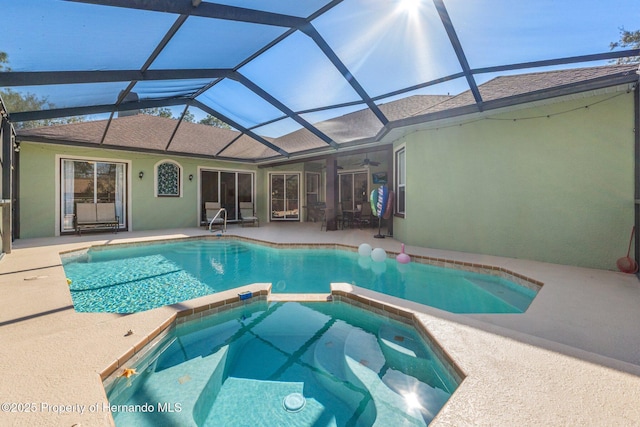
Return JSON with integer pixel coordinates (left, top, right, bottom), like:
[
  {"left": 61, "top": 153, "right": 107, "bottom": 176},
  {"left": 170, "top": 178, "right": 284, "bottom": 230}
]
[{"left": 208, "top": 208, "right": 227, "bottom": 233}]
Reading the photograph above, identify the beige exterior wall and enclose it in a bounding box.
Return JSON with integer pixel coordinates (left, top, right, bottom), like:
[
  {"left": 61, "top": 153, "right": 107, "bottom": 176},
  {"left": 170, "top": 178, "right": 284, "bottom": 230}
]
[{"left": 392, "top": 90, "right": 636, "bottom": 270}]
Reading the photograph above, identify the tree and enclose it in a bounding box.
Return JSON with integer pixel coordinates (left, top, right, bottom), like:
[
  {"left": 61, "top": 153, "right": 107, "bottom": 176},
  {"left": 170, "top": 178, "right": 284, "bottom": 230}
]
[
  {"left": 141, "top": 107, "right": 173, "bottom": 118},
  {"left": 198, "top": 114, "right": 231, "bottom": 129},
  {"left": 183, "top": 110, "right": 195, "bottom": 123},
  {"left": 1, "top": 51, "right": 86, "bottom": 129},
  {"left": 610, "top": 27, "right": 640, "bottom": 64},
  {"left": 141, "top": 107, "right": 231, "bottom": 129},
  {"left": 1, "top": 87, "right": 86, "bottom": 130},
  {"left": 3, "top": 51, "right": 228, "bottom": 130},
  {"left": 0, "top": 52, "right": 9, "bottom": 71}
]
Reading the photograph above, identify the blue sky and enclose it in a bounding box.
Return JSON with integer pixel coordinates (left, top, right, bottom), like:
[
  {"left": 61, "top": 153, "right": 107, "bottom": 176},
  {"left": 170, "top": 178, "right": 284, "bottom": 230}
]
[{"left": 2, "top": 0, "right": 639, "bottom": 130}]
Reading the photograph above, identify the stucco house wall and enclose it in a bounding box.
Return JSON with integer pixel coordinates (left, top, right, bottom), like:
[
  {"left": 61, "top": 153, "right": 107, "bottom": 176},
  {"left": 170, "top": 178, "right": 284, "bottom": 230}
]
[
  {"left": 18, "top": 143, "right": 263, "bottom": 238},
  {"left": 16, "top": 86, "right": 637, "bottom": 270},
  {"left": 392, "top": 89, "right": 635, "bottom": 270}
]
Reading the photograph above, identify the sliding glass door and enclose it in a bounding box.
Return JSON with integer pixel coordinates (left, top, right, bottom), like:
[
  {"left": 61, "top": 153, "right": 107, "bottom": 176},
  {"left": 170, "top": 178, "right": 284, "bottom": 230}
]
[
  {"left": 61, "top": 159, "right": 127, "bottom": 233},
  {"left": 200, "top": 169, "right": 254, "bottom": 223},
  {"left": 339, "top": 171, "right": 368, "bottom": 210},
  {"left": 271, "top": 173, "right": 299, "bottom": 221}
]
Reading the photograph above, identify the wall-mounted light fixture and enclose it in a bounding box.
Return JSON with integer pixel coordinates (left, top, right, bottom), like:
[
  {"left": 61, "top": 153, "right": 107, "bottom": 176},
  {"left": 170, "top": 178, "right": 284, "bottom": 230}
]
[
  {"left": 188, "top": 174, "right": 194, "bottom": 181},
  {"left": 138, "top": 171, "right": 144, "bottom": 180}
]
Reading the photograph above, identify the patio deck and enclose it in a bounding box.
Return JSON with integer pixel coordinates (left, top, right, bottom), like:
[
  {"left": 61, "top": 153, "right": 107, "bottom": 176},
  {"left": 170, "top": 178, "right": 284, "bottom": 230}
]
[{"left": 1, "top": 223, "right": 639, "bottom": 426}]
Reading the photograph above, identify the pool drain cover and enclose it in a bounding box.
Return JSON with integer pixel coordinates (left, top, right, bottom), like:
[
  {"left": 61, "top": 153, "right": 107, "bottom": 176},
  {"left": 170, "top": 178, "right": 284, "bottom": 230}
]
[{"left": 283, "top": 393, "right": 306, "bottom": 412}]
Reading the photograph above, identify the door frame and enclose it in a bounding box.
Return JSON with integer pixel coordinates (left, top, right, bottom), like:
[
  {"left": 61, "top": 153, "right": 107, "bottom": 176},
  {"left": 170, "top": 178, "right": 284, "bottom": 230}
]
[
  {"left": 269, "top": 171, "right": 301, "bottom": 222},
  {"left": 197, "top": 166, "right": 255, "bottom": 225},
  {"left": 55, "top": 154, "right": 132, "bottom": 236}
]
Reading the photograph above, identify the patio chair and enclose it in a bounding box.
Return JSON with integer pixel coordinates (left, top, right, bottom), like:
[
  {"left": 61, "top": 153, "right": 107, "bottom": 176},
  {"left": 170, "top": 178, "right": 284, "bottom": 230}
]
[
  {"left": 75, "top": 202, "right": 119, "bottom": 235},
  {"left": 354, "top": 202, "right": 372, "bottom": 229},
  {"left": 205, "top": 202, "right": 227, "bottom": 232},
  {"left": 321, "top": 203, "right": 348, "bottom": 231},
  {"left": 336, "top": 202, "right": 347, "bottom": 229},
  {"left": 315, "top": 203, "right": 327, "bottom": 230},
  {"left": 239, "top": 202, "right": 259, "bottom": 227}
]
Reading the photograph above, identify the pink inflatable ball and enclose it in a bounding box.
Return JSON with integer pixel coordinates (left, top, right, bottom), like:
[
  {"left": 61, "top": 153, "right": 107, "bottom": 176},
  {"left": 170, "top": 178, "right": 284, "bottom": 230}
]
[{"left": 396, "top": 243, "right": 411, "bottom": 264}]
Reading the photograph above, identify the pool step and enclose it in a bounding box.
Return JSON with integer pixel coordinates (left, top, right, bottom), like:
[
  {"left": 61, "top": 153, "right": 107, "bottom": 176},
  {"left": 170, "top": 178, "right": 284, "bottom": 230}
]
[
  {"left": 343, "top": 328, "right": 426, "bottom": 426},
  {"left": 378, "top": 325, "right": 430, "bottom": 359},
  {"left": 376, "top": 326, "right": 452, "bottom": 421},
  {"left": 312, "top": 321, "right": 374, "bottom": 424},
  {"left": 170, "top": 242, "right": 251, "bottom": 255},
  {"left": 377, "top": 325, "right": 449, "bottom": 392},
  {"left": 313, "top": 321, "right": 351, "bottom": 381},
  {"left": 113, "top": 346, "right": 229, "bottom": 427},
  {"left": 155, "top": 319, "right": 242, "bottom": 372},
  {"left": 201, "top": 377, "right": 326, "bottom": 426},
  {"left": 464, "top": 277, "right": 532, "bottom": 312}
]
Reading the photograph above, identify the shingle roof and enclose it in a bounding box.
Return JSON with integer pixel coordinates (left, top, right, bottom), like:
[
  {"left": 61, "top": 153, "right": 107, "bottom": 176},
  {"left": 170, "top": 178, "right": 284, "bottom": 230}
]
[
  {"left": 17, "top": 64, "right": 639, "bottom": 161},
  {"left": 412, "top": 63, "right": 639, "bottom": 116},
  {"left": 480, "top": 64, "right": 639, "bottom": 101}
]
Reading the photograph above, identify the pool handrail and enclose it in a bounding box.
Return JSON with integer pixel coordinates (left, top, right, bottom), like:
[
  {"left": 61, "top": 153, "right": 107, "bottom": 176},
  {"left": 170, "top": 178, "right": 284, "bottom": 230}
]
[{"left": 208, "top": 207, "right": 227, "bottom": 233}]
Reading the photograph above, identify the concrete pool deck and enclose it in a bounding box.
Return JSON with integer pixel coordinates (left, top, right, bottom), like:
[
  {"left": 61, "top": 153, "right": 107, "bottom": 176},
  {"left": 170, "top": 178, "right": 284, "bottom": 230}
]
[{"left": 1, "top": 223, "right": 639, "bottom": 426}]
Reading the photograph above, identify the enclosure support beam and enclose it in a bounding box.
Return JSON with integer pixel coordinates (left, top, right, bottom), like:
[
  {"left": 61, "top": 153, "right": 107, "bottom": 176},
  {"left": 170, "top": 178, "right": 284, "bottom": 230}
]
[
  {"left": 1, "top": 118, "right": 13, "bottom": 254},
  {"left": 433, "top": 0, "right": 482, "bottom": 107},
  {"left": 634, "top": 82, "right": 640, "bottom": 275},
  {"left": 325, "top": 155, "right": 339, "bottom": 231}
]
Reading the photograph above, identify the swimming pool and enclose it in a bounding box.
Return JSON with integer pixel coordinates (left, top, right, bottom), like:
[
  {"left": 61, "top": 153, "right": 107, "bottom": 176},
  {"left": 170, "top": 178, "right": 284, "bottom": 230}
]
[
  {"left": 62, "top": 239, "right": 538, "bottom": 313},
  {"left": 106, "top": 301, "right": 459, "bottom": 426}
]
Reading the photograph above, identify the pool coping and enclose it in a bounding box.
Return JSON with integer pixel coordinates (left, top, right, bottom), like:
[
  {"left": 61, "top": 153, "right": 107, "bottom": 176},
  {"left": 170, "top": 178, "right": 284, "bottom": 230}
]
[{"left": 3, "top": 225, "right": 640, "bottom": 426}]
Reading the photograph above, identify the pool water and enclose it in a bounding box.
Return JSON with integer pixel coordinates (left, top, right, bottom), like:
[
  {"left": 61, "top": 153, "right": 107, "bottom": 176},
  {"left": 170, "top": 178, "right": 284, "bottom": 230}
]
[
  {"left": 106, "top": 301, "right": 459, "bottom": 426},
  {"left": 62, "top": 239, "right": 537, "bottom": 313}
]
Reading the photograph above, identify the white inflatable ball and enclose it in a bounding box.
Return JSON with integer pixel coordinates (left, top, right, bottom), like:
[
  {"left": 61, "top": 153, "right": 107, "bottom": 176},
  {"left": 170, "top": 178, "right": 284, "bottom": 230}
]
[
  {"left": 358, "top": 256, "right": 372, "bottom": 270},
  {"left": 371, "top": 261, "right": 387, "bottom": 275},
  {"left": 371, "top": 247, "right": 387, "bottom": 262},
  {"left": 358, "top": 243, "right": 372, "bottom": 257}
]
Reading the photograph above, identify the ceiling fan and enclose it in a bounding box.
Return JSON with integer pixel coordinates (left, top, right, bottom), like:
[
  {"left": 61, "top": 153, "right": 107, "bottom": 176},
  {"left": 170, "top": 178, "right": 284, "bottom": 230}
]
[{"left": 354, "top": 154, "right": 380, "bottom": 167}]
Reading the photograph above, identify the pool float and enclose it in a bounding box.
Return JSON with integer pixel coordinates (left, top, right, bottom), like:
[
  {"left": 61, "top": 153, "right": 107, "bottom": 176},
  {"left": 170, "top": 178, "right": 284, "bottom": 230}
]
[
  {"left": 370, "top": 189, "right": 378, "bottom": 217},
  {"left": 372, "top": 185, "right": 389, "bottom": 238},
  {"left": 358, "top": 243, "right": 372, "bottom": 257},
  {"left": 396, "top": 243, "right": 410, "bottom": 264},
  {"left": 375, "top": 185, "right": 388, "bottom": 217},
  {"left": 371, "top": 247, "right": 387, "bottom": 262},
  {"left": 383, "top": 190, "right": 394, "bottom": 219}
]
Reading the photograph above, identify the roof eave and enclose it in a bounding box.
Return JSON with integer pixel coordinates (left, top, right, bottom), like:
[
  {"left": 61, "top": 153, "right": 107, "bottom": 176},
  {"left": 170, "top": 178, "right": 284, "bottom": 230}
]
[{"left": 14, "top": 136, "right": 270, "bottom": 164}]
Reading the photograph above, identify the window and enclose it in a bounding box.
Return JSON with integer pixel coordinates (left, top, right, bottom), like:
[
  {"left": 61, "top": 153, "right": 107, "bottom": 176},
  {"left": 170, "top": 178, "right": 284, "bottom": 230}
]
[
  {"left": 395, "top": 147, "right": 406, "bottom": 215},
  {"left": 156, "top": 160, "right": 181, "bottom": 197}
]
